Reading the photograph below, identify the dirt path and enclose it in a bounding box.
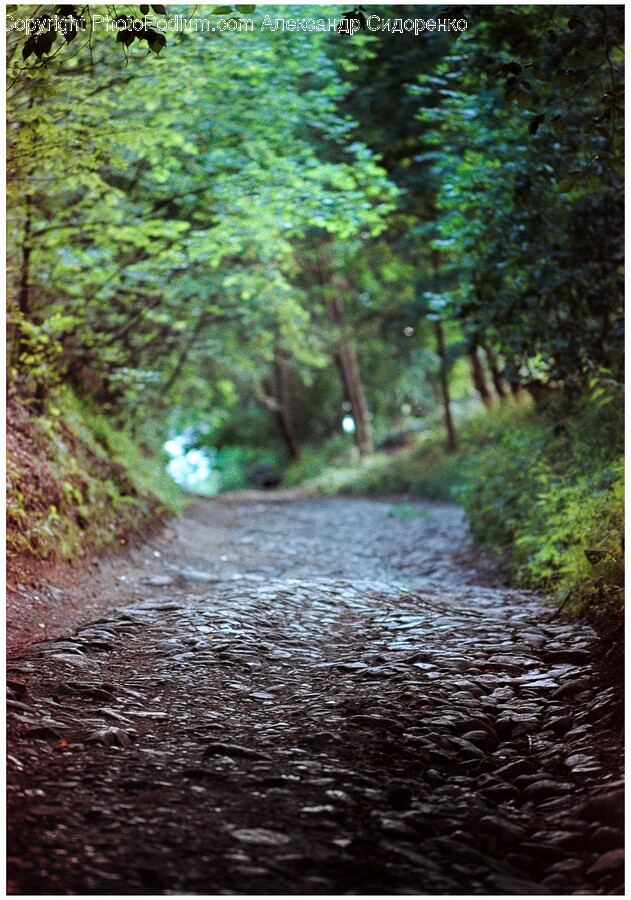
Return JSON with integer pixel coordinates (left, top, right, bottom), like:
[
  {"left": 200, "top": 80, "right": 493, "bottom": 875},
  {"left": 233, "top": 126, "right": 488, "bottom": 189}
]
[{"left": 7, "top": 496, "right": 624, "bottom": 894}]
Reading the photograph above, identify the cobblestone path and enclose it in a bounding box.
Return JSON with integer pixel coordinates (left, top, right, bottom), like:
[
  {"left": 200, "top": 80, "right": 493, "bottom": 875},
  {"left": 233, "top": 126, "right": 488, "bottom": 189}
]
[{"left": 7, "top": 497, "right": 624, "bottom": 894}]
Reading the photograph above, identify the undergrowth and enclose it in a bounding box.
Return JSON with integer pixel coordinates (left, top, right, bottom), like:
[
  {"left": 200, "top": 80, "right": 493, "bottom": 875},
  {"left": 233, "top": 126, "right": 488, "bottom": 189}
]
[
  {"left": 467, "top": 400, "right": 623, "bottom": 623},
  {"left": 7, "top": 388, "right": 184, "bottom": 574}
]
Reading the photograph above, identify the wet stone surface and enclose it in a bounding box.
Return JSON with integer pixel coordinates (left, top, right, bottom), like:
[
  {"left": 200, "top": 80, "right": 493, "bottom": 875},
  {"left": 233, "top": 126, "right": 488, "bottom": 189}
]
[{"left": 7, "top": 497, "right": 624, "bottom": 894}]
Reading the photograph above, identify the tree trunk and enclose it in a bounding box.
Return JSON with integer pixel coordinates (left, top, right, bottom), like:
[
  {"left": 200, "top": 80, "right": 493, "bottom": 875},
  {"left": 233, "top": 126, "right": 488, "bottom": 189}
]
[
  {"left": 18, "top": 204, "right": 32, "bottom": 320},
  {"left": 484, "top": 347, "right": 508, "bottom": 400},
  {"left": 468, "top": 346, "right": 492, "bottom": 407},
  {"left": 508, "top": 360, "right": 523, "bottom": 398},
  {"left": 327, "top": 297, "right": 373, "bottom": 458},
  {"left": 434, "top": 319, "right": 458, "bottom": 452},
  {"left": 273, "top": 347, "right": 301, "bottom": 460},
  {"left": 11, "top": 197, "right": 34, "bottom": 373},
  {"left": 13, "top": 95, "right": 36, "bottom": 371}
]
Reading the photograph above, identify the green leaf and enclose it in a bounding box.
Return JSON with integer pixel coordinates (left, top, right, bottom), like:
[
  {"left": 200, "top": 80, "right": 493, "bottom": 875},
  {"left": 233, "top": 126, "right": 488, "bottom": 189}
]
[
  {"left": 149, "top": 35, "right": 167, "bottom": 54},
  {"left": 513, "top": 86, "right": 535, "bottom": 110},
  {"left": 235, "top": 4, "right": 256, "bottom": 13},
  {"left": 552, "top": 118, "right": 567, "bottom": 139},
  {"left": 116, "top": 30, "right": 135, "bottom": 46},
  {"left": 505, "top": 62, "right": 522, "bottom": 76},
  {"left": 212, "top": 6, "right": 233, "bottom": 13},
  {"left": 567, "top": 16, "right": 585, "bottom": 30},
  {"left": 556, "top": 172, "right": 581, "bottom": 193}
]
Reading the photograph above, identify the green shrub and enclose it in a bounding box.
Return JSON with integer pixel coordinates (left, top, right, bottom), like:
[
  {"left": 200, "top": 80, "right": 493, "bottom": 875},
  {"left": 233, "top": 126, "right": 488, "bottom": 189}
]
[
  {"left": 459, "top": 387, "right": 624, "bottom": 616},
  {"left": 214, "top": 446, "right": 282, "bottom": 492},
  {"left": 62, "top": 390, "right": 186, "bottom": 512},
  {"left": 283, "top": 435, "right": 356, "bottom": 487},
  {"left": 514, "top": 461, "right": 624, "bottom": 610},
  {"left": 459, "top": 416, "right": 550, "bottom": 551}
]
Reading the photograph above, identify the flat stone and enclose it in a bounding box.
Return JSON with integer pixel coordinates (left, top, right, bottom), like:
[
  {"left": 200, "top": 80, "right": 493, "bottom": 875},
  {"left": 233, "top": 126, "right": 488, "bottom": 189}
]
[
  {"left": 139, "top": 575, "right": 174, "bottom": 586},
  {"left": 589, "top": 826, "right": 625, "bottom": 851},
  {"left": 231, "top": 828, "right": 290, "bottom": 847},
  {"left": 587, "top": 847, "right": 624, "bottom": 876},
  {"left": 350, "top": 714, "right": 404, "bottom": 733},
  {"left": 522, "top": 780, "right": 575, "bottom": 801},
  {"left": 564, "top": 753, "right": 598, "bottom": 770},
  {"left": 25, "top": 725, "right": 63, "bottom": 740},
  {"left": 487, "top": 874, "right": 552, "bottom": 894},
  {"left": 203, "top": 742, "right": 270, "bottom": 760},
  {"left": 48, "top": 654, "right": 95, "bottom": 668},
  {"left": 85, "top": 727, "right": 134, "bottom": 748},
  {"left": 551, "top": 678, "right": 592, "bottom": 699},
  {"left": 581, "top": 790, "right": 624, "bottom": 827},
  {"left": 541, "top": 649, "right": 592, "bottom": 665}
]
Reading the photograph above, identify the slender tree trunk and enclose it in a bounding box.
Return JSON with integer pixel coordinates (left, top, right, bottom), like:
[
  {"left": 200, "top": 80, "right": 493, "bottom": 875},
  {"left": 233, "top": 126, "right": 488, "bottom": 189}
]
[
  {"left": 508, "top": 359, "right": 523, "bottom": 398},
  {"left": 17, "top": 194, "right": 47, "bottom": 414},
  {"left": 327, "top": 297, "right": 373, "bottom": 458},
  {"left": 273, "top": 346, "right": 301, "bottom": 460},
  {"left": 468, "top": 346, "right": 492, "bottom": 407},
  {"left": 313, "top": 240, "right": 373, "bottom": 458},
  {"left": 14, "top": 94, "right": 36, "bottom": 367},
  {"left": 484, "top": 347, "right": 508, "bottom": 400},
  {"left": 434, "top": 319, "right": 458, "bottom": 452},
  {"left": 162, "top": 312, "right": 210, "bottom": 395},
  {"left": 18, "top": 204, "right": 32, "bottom": 320},
  {"left": 11, "top": 196, "right": 34, "bottom": 373}
]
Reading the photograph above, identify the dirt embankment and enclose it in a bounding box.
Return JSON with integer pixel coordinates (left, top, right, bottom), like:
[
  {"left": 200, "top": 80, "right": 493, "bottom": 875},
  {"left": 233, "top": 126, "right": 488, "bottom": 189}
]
[{"left": 6, "top": 395, "right": 168, "bottom": 650}]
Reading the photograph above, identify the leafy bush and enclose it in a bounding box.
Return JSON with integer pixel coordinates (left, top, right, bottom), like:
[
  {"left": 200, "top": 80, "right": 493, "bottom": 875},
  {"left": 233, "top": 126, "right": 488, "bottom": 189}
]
[
  {"left": 514, "top": 462, "right": 623, "bottom": 606},
  {"left": 459, "top": 415, "right": 550, "bottom": 552},
  {"left": 283, "top": 435, "right": 356, "bottom": 488},
  {"left": 341, "top": 444, "right": 469, "bottom": 500},
  {"left": 459, "top": 386, "right": 624, "bottom": 617},
  {"left": 213, "top": 446, "right": 283, "bottom": 492},
  {"left": 62, "top": 390, "right": 186, "bottom": 512}
]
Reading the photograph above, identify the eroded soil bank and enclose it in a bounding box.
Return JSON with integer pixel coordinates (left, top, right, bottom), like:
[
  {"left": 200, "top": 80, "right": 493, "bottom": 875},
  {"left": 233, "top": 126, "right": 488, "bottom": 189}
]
[{"left": 7, "top": 495, "right": 624, "bottom": 894}]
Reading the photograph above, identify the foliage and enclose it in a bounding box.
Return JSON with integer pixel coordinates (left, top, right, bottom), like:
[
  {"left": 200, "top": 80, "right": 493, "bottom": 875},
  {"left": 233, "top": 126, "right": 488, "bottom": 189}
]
[
  {"left": 7, "top": 389, "right": 183, "bottom": 571},
  {"left": 7, "top": 4, "right": 397, "bottom": 446},
  {"left": 306, "top": 432, "right": 471, "bottom": 501},
  {"left": 283, "top": 434, "right": 357, "bottom": 487},
  {"left": 63, "top": 390, "right": 187, "bottom": 511},
  {"left": 6, "top": 3, "right": 258, "bottom": 68},
  {"left": 413, "top": 5, "right": 624, "bottom": 390},
  {"left": 514, "top": 462, "right": 623, "bottom": 609},
  {"left": 459, "top": 386, "right": 624, "bottom": 616}
]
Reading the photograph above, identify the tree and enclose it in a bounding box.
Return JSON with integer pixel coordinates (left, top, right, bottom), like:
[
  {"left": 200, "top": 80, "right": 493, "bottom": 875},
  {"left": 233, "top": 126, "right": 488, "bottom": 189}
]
[
  {"left": 413, "top": 5, "right": 624, "bottom": 395},
  {"left": 7, "top": 6, "right": 396, "bottom": 447}
]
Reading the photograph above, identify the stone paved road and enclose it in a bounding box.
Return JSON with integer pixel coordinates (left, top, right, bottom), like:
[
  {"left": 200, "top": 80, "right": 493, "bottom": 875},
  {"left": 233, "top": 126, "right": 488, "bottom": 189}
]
[{"left": 7, "top": 497, "right": 624, "bottom": 894}]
